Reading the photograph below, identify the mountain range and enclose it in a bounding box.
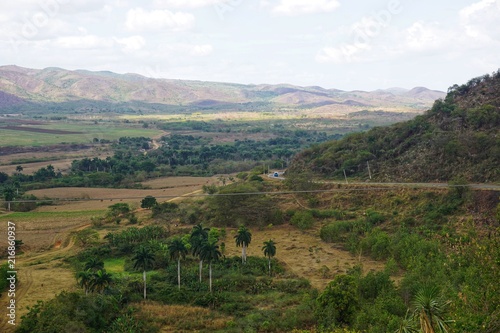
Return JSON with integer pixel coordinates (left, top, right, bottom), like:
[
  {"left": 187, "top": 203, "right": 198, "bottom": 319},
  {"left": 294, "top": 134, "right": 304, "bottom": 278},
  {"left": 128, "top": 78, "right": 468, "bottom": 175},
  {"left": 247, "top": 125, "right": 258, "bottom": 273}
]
[{"left": 0, "top": 65, "right": 445, "bottom": 114}]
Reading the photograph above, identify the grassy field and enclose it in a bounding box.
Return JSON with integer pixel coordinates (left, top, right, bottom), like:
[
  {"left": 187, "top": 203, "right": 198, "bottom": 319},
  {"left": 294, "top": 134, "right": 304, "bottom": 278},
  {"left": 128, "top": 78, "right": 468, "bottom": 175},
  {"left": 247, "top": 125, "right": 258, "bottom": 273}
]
[
  {"left": 0, "top": 122, "right": 163, "bottom": 146},
  {"left": 104, "top": 258, "right": 126, "bottom": 274}
]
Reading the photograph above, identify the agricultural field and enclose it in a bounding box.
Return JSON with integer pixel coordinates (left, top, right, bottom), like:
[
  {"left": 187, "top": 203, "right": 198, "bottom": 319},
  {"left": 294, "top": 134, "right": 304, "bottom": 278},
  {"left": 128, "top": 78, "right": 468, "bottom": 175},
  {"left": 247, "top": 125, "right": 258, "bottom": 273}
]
[{"left": 0, "top": 120, "right": 163, "bottom": 147}]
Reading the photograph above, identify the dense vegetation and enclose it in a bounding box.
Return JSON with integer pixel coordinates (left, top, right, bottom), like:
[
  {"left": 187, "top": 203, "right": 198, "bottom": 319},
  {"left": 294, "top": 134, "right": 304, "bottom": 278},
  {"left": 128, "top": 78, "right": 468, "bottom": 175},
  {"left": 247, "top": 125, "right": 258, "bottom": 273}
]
[
  {"left": 289, "top": 70, "right": 500, "bottom": 182},
  {"left": 14, "top": 177, "right": 500, "bottom": 332}
]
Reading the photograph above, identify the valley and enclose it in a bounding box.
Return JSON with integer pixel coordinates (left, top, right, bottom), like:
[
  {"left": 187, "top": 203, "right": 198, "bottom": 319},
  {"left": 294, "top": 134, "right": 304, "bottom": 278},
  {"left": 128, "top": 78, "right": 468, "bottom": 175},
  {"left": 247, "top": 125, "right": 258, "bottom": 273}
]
[{"left": 0, "top": 67, "right": 498, "bottom": 333}]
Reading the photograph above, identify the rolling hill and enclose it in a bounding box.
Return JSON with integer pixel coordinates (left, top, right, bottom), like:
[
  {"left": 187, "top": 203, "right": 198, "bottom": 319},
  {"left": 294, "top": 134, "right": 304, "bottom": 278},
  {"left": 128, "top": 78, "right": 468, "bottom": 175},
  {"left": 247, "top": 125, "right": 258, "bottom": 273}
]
[
  {"left": 288, "top": 70, "right": 500, "bottom": 183},
  {"left": 0, "top": 65, "right": 444, "bottom": 114}
]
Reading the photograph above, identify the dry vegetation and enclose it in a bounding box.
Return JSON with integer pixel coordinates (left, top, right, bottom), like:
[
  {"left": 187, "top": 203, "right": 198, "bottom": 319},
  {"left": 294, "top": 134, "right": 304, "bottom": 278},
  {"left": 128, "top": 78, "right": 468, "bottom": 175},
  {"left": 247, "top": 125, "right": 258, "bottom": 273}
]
[{"left": 223, "top": 224, "right": 386, "bottom": 290}]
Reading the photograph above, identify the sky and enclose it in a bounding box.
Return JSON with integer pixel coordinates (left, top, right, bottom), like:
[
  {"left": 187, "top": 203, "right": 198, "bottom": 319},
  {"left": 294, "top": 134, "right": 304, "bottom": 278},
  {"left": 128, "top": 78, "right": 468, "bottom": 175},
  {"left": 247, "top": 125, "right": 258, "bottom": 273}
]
[{"left": 0, "top": 0, "right": 499, "bottom": 91}]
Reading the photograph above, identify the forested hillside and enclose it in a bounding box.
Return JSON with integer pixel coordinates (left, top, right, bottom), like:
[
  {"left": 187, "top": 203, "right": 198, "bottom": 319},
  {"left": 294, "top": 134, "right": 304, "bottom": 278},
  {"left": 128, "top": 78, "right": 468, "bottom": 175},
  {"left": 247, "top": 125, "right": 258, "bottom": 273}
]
[{"left": 289, "top": 71, "right": 500, "bottom": 182}]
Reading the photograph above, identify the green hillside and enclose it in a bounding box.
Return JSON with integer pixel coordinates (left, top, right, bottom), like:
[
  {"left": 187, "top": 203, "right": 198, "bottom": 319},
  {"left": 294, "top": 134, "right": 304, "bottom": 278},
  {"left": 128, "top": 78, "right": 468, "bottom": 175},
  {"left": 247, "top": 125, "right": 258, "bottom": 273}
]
[{"left": 289, "top": 70, "right": 500, "bottom": 183}]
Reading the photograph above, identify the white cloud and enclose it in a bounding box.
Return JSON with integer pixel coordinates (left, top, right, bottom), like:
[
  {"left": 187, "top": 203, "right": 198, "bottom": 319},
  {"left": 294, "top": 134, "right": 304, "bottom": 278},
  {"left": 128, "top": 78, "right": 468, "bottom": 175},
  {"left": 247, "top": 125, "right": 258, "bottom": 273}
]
[
  {"left": 153, "top": 0, "right": 227, "bottom": 9},
  {"left": 404, "top": 21, "right": 443, "bottom": 52},
  {"left": 115, "top": 35, "right": 146, "bottom": 53},
  {"left": 158, "top": 43, "right": 213, "bottom": 57},
  {"left": 264, "top": 0, "right": 340, "bottom": 16},
  {"left": 125, "top": 8, "right": 195, "bottom": 32},
  {"left": 55, "top": 35, "right": 110, "bottom": 49},
  {"left": 459, "top": 0, "right": 500, "bottom": 43}
]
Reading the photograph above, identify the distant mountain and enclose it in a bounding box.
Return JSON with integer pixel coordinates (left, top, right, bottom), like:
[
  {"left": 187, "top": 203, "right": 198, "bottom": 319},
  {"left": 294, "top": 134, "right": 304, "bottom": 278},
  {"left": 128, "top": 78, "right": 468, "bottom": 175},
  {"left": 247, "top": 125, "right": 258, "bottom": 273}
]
[
  {"left": 288, "top": 70, "right": 500, "bottom": 182},
  {"left": 0, "top": 65, "right": 445, "bottom": 114}
]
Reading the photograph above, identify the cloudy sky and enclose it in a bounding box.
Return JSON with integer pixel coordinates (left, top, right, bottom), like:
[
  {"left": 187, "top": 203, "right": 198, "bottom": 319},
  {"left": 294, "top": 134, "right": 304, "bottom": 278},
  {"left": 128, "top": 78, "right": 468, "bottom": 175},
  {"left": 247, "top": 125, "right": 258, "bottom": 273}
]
[{"left": 0, "top": 0, "right": 499, "bottom": 91}]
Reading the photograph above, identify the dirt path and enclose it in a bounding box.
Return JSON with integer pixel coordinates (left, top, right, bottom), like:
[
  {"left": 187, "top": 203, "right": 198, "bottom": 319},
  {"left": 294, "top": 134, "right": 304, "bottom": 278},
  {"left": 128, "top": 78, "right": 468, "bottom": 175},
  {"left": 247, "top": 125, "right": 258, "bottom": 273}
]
[{"left": 0, "top": 222, "right": 94, "bottom": 332}]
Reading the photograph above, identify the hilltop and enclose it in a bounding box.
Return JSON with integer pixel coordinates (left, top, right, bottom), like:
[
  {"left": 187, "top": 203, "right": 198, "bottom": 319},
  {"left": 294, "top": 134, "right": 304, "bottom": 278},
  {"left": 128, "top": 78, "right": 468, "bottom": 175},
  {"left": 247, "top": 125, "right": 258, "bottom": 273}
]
[
  {"left": 0, "top": 65, "right": 443, "bottom": 114},
  {"left": 288, "top": 70, "right": 500, "bottom": 183}
]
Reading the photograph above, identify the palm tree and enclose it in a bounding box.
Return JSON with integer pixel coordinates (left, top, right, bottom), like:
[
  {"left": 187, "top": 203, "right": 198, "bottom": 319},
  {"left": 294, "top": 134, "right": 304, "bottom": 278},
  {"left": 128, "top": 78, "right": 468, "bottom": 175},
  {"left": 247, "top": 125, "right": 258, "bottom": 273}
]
[
  {"left": 412, "top": 286, "right": 451, "bottom": 333},
  {"left": 133, "top": 245, "right": 155, "bottom": 299},
  {"left": 90, "top": 269, "right": 113, "bottom": 294},
  {"left": 190, "top": 223, "right": 209, "bottom": 282},
  {"left": 169, "top": 237, "right": 188, "bottom": 290},
  {"left": 262, "top": 239, "right": 277, "bottom": 276},
  {"left": 234, "top": 225, "right": 252, "bottom": 264},
  {"left": 199, "top": 240, "right": 221, "bottom": 293},
  {"left": 76, "top": 269, "right": 94, "bottom": 295},
  {"left": 84, "top": 258, "right": 104, "bottom": 271}
]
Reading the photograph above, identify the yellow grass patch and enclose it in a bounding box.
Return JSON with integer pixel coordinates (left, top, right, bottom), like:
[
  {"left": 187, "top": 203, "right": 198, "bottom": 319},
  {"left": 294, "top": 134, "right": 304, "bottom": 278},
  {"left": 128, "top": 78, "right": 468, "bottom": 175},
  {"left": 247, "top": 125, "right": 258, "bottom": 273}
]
[
  {"left": 139, "top": 302, "right": 231, "bottom": 332},
  {"left": 223, "top": 224, "right": 386, "bottom": 290}
]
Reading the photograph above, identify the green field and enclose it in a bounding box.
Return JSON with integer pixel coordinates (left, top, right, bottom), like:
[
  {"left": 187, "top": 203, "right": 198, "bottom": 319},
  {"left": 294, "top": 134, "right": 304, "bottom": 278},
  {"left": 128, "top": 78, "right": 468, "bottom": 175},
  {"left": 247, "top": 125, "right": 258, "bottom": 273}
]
[
  {"left": 0, "top": 123, "right": 163, "bottom": 146},
  {"left": 104, "top": 258, "right": 126, "bottom": 274}
]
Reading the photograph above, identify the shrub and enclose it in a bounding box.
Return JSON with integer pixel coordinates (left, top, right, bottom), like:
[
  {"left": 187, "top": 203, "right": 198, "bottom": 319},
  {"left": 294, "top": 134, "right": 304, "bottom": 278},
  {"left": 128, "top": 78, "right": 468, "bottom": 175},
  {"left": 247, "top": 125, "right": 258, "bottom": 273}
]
[
  {"left": 320, "top": 221, "right": 353, "bottom": 242},
  {"left": 290, "top": 211, "right": 314, "bottom": 230}
]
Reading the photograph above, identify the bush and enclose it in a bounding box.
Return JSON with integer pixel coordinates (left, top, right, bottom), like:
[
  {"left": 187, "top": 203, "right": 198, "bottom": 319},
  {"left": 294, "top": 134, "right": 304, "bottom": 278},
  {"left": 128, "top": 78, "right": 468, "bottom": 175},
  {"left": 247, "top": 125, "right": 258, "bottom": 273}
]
[
  {"left": 360, "top": 229, "right": 391, "bottom": 260},
  {"left": 290, "top": 211, "right": 314, "bottom": 230},
  {"left": 320, "top": 221, "right": 353, "bottom": 242},
  {"left": 311, "top": 209, "right": 352, "bottom": 220},
  {"left": 365, "top": 210, "right": 386, "bottom": 226}
]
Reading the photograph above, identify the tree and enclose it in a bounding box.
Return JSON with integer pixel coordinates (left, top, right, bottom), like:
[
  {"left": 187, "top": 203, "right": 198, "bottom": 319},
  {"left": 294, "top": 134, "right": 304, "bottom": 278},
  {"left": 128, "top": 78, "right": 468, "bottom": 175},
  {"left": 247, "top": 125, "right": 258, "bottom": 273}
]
[
  {"left": 90, "top": 269, "right": 113, "bottom": 294},
  {"left": 3, "top": 186, "right": 15, "bottom": 211},
  {"left": 168, "top": 237, "right": 189, "bottom": 290},
  {"left": 315, "top": 274, "right": 359, "bottom": 328},
  {"left": 0, "top": 172, "right": 9, "bottom": 184},
  {"left": 84, "top": 258, "right": 104, "bottom": 272},
  {"left": 234, "top": 225, "right": 252, "bottom": 264},
  {"left": 73, "top": 229, "right": 99, "bottom": 248},
  {"left": 132, "top": 246, "right": 155, "bottom": 299},
  {"left": 76, "top": 269, "right": 94, "bottom": 295},
  {"left": 412, "top": 286, "right": 451, "bottom": 333},
  {"left": 199, "top": 240, "right": 221, "bottom": 293},
  {"left": 262, "top": 239, "right": 277, "bottom": 276},
  {"left": 190, "top": 223, "right": 209, "bottom": 282},
  {"left": 15, "top": 165, "right": 23, "bottom": 173},
  {"left": 141, "top": 195, "right": 157, "bottom": 209}
]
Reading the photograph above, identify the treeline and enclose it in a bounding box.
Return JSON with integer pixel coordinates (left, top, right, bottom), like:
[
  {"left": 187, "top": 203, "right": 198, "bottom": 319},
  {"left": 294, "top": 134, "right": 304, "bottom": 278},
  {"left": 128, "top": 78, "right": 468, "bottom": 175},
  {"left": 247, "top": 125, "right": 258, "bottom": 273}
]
[{"left": 1, "top": 130, "right": 342, "bottom": 201}]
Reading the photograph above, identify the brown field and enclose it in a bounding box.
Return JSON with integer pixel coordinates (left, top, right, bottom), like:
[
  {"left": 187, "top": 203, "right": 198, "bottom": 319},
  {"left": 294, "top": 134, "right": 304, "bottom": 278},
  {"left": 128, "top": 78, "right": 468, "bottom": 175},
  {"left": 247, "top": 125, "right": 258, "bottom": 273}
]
[
  {"left": 142, "top": 176, "right": 218, "bottom": 189},
  {"left": 27, "top": 178, "right": 218, "bottom": 211},
  {"left": 0, "top": 118, "right": 46, "bottom": 125},
  {"left": 0, "top": 146, "right": 112, "bottom": 174},
  {"left": 3, "top": 125, "right": 83, "bottom": 134}
]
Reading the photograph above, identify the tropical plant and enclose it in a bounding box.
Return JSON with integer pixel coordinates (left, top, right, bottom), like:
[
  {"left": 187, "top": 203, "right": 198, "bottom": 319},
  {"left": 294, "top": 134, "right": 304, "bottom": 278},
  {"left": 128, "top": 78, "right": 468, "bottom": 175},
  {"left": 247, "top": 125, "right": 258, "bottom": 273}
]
[
  {"left": 395, "top": 310, "right": 419, "bottom": 333},
  {"left": 234, "top": 225, "right": 252, "bottom": 264},
  {"left": 84, "top": 258, "right": 104, "bottom": 272},
  {"left": 168, "top": 237, "right": 189, "bottom": 290},
  {"left": 412, "top": 286, "right": 451, "bottom": 333},
  {"left": 76, "top": 269, "right": 94, "bottom": 295},
  {"left": 262, "top": 239, "right": 277, "bottom": 276},
  {"left": 190, "top": 223, "right": 209, "bottom": 282},
  {"left": 132, "top": 245, "right": 155, "bottom": 299},
  {"left": 90, "top": 269, "right": 113, "bottom": 294},
  {"left": 199, "top": 240, "right": 221, "bottom": 293}
]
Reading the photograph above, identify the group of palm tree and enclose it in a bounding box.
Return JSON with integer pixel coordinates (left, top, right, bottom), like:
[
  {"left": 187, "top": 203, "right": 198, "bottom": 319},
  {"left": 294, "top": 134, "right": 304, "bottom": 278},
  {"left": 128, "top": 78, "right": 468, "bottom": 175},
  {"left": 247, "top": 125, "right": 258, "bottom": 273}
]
[
  {"left": 76, "top": 258, "right": 113, "bottom": 295},
  {"left": 77, "top": 224, "right": 278, "bottom": 298}
]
